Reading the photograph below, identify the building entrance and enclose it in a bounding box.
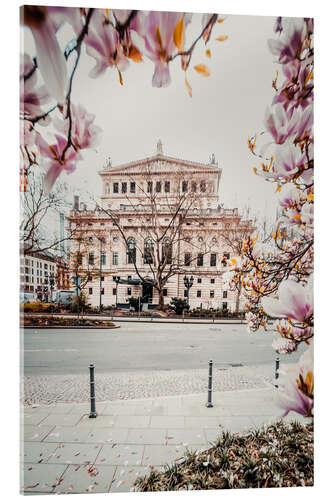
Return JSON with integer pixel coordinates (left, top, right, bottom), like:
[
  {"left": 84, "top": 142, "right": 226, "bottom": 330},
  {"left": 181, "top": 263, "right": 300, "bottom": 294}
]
[{"left": 142, "top": 282, "right": 153, "bottom": 303}]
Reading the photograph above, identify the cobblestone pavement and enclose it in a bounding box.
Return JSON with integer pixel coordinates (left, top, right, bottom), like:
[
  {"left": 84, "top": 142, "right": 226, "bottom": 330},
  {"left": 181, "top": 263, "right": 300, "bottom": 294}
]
[{"left": 23, "top": 364, "right": 274, "bottom": 407}]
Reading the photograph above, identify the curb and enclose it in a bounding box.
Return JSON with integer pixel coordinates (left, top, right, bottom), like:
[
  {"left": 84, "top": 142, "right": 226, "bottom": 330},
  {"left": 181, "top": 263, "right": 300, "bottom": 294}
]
[{"left": 22, "top": 325, "right": 120, "bottom": 330}]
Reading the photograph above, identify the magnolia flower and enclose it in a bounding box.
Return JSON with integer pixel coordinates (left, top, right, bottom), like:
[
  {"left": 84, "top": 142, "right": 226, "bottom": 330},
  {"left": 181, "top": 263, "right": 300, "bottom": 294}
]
[
  {"left": 262, "top": 278, "right": 313, "bottom": 323},
  {"left": 53, "top": 103, "right": 102, "bottom": 151},
  {"left": 22, "top": 6, "right": 69, "bottom": 104},
  {"left": 85, "top": 10, "right": 129, "bottom": 78},
  {"left": 268, "top": 18, "right": 306, "bottom": 64},
  {"left": 301, "top": 202, "right": 314, "bottom": 227},
  {"left": 20, "top": 54, "right": 50, "bottom": 119},
  {"left": 272, "top": 337, "right": 297, "bottom": 354},
  {"left": 139, "top": 11, "right": 192, "bottom": 87},
  {"left": 36, "top": 134, "right": 81, "bottom": 194},
  {"left": 275, "top": 142, "right": 306, "bottom": 180},
  {"left": 277, "top": 344, "right": 313, "bottom": 418},
  {"left": 265, "top": 102, "right": 313, "bottom": 145},
  {"left": 278, "top": 184, "right": 301, "bottom": 210}
]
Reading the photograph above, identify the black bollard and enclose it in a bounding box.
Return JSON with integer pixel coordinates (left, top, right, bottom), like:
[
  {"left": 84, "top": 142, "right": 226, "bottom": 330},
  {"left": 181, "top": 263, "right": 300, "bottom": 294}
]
[
  {"left": 89, "top": 363, "right": 97, "bottom": 418},
  {"left": 206, "top": 360, "right": 214, "bottom": 407},
  {"left": 275, "top": 356, "right": 280, "bottom": 388}
]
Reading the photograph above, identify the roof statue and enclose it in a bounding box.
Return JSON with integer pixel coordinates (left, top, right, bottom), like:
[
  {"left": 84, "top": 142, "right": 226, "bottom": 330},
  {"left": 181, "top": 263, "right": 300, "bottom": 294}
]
[
  {"left": 209, "top": 153, "right": 217, "bottom": 164},
  {"left": 104, "top": 156, "right": 112, "bottom": 169},
  {"left": 156, "top": 139, "right": 163, "bottom": 155}
]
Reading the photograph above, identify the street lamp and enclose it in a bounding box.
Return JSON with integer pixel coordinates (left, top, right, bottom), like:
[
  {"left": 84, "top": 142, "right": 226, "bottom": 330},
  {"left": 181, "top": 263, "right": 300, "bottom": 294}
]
[
  {"left": 183, "top": 275, "right": 194, "bottom": 309},
  {"left": 49, "top": 273, "right": 55, "bottom": 302},
  {"left": 113, "top": 276, "right": 121, "bottom": 309}
]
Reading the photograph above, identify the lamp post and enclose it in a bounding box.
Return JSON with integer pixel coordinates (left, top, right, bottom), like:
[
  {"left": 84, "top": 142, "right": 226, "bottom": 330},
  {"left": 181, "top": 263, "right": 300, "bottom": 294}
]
[
  {"left": 113, "top": 276, "right": 121, "bottom": 309},
  {"left": 183, "top": 275, "right": 194, "bottom": 309},
  {"left": 49, "top": 273, "right": 55, "bottom": 302}
]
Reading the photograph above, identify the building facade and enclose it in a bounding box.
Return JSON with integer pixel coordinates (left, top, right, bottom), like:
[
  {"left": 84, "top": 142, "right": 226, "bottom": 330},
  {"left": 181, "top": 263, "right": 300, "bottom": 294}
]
[{"left": 67, "top": 142, "right": 254, "bottom": 311}]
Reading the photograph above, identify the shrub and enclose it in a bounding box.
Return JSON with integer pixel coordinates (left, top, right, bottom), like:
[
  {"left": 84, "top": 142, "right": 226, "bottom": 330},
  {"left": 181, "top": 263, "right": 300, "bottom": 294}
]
[{"left": 168, "top": 297, "right": 190, "bottom": 315}]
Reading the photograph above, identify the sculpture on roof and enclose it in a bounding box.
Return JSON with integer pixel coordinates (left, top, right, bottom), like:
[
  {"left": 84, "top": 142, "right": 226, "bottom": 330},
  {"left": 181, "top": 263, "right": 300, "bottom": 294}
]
[
  {"left": 156, "top": 139, "right": 163, "bottom": 155},
  {"left": 209, "top": 153, "right": 217, "bottom": 164}
]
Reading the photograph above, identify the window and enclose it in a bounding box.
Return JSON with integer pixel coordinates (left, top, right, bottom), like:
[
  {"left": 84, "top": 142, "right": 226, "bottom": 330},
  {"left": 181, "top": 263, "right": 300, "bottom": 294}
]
[
  {"left": 210, "top": 253, "right": 217, "bottom": 267},
  {"left": 165, "top": 181, "right": 170, "bottom": 193},
  {"left": 101, "top": 288, "right": 104, "bottom": 295},
  {"left": 101, "top": 276, "right": 104, "bottom": 282},
  {"left": 44, "top": 263, "right": 48, "bottom": 269},
  {"left": 130, "top": 182, "right": 136, "bottom": 193},
  {"left": 112, "top": 252, "right": 118, "bottom": 265},
  {"left": 163, "top": 288, "right": 168, "bottom": 296},
  {"left": 197, "top": 290, "right": 201, "bottom": 298},
  {"left": 89, "top": 236, "right": 94, "bottom": 243},
  {"left": 156, "top": 181, "right": 161, "bottom": 193},
  {"left": 197, "top": 254, "right": 204, "bottom": 266},
  {"left": 182, "top": 181, "right": 188, "bottom": 192},
  {"left": 200, "top": 181, "right": 206, "bottom": 192},
  {"left": 101, "top": 253, "right": 106, "bottom": 266},
  {"left": 223, "top": 291, "right": 228, "bottom": 298},
  {"left": 224, "top": 252, "right": 230, "bottom": 259},
  {"left": 197, "top": 278, "right": 202, "bottom": 284},
  {"left": 184, "top": 253, "right": 191, "bottom": 266},
  {"left": 184, "top": 289, "right": 188, "bottom": 297},
  {"left": 223, "top": 302, "right": 228, "bottom": 310},
  {"left": 88, "top": 253, "right": 94, "bottom": 265},
  {"left": 185, "top": 237, "right": 191, "bottom": 243},
  {"left": 88, "top": 274, "right": 92, "bottom": 281},
  {"left": 89, "top": 288, "right": 93, "bottom": 295},
  {"left": 212, "top": 237, "right": 217, "bottom": 243},
  {"left": 113, "top": 236, "right": 118, "bottom": 242},
  {"left": 211, "top": 278, "right": 215, "bottom": 284},
  {"left": 191, "top": 182, "right": 197, "bottom": 192},
  {"left": 113, "top": 288, "right": 117, "bottom": 296},
  {"left": 113, "top": 182, "right": 119, "bottom": 193},
  {"left": 147, "top": 181, "right": 153, "bottom": 193},
  {"left": 121, "top": 182, "right": 127, "bottom": 193},
  {"left": 210, "top": 290, "right": 215, "bottom": 298},
  {"left": 144, "top": 238, "right": 154, "bottom": 264},
  {"left": 162, "top": 238, "right": 172, "bottom": 264},
  {"left": 126, "top": 238, "right": 136, "bottom": 264},
  {"left": 127, "top": 287, "right": 132, "bottom": 296},
  {"left": 198, "top": 236, "right": 203, "bottom": 242}
]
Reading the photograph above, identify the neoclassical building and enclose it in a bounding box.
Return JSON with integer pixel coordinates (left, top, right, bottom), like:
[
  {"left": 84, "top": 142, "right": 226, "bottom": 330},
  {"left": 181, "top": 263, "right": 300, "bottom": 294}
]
[{"left": 67, "top": 142, "right": 254, "bottom": 311}]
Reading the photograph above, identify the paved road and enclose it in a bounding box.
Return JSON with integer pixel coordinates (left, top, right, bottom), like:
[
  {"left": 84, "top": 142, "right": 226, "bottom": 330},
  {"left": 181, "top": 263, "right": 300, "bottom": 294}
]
[{"left": 22, "top": 322, "right": 304, "bottom": 376}]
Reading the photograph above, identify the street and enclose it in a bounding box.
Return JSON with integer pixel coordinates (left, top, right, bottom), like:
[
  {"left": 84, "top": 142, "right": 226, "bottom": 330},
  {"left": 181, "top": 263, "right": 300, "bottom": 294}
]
[{"left": 22, "top": 322, "right": 304, "bottom": 376}]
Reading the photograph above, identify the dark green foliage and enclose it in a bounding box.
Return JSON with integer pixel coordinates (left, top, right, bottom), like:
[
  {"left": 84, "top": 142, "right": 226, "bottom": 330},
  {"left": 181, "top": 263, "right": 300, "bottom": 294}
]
[{"left": 168, "top": 297, "right": 190, "bottom": 315}]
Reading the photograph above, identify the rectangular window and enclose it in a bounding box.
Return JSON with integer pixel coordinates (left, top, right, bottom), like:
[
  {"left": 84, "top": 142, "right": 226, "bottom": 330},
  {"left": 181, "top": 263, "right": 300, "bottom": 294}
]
[
  {"left": 101, "top": 253, "right": 106, "bottom": 265},
  {"left": 211, "top": 278, "right": 215, "bottom": 284},
  {"left": 223, "top": 302, "right": 228, "bottom": 310},
  {"left": 89, "top": 288, "right": 93, "bottom": 295},
  {"left": 210, "top": 253, "right": 217, "bottom": 267},
  {"left": 112, "top": 253, "right": 118, "bottom": 266},
  {"left": 44, "top": 263, "right": 48, "bottom": 269},
  {"left": 112, "top": 288, "right": 117, "bottom": 296},
  {"left": 165, "top": 181, "right": 170, "bottom": 193},
  {"left": 224, "top": 252, "right": 230, "bottom": 260},
  {"left": 223, "top": 291, "right": 228, "bottom": 298},
  {"left": 88, "top": 253, "right": 94, "bottom": 265},
  {"left": 184, "top": 253, "right": 191, "bottom": 266},
  {"left": 101, "top": 276, "right": 104, "bottom": 282},
  {"left": 101, "top": 288, "right": 104, "bottom": 295},
  {"left": 191, "top": 182, "right": 197, "bottom": 192},
  {"left": 147, "top": 181, "right": 153, "bottom": 193},
  {"left": 197, "top": 254, "right": 204, "bottom": 266},
  {"left": 121, "top": 182, "right": 127, "bottom": 193},
  {"left": 200, "top": 181, "right": 206, "bottom": 192},
  {"left": 163, "top": 288, "right": 168, "bottom": 296},
  {"left": 76, "top": 253, "right": 82, "bottom": 265},
  {"left": 127, "top": 287, "right": 132, "bottom": 296},
  {"left": 113, "top": 182, "right": 119, "bottom": 193},
  {"left": 182, "top": 181, "right": 188, "bottom": 192},
  {"left": 130, "top": 182, "right": 136, "bottom": 193},
  {"left": 197, "top": 290, "right": 201, "bottom": 298},
  {"left": 197, "top": 278, "right": 202, "bottom": 284},
  {"left": 156, "top": 181, "right": 161, "bottom": 192},
  {"left": 210, "top": 290, "right": 215, "bottom": 298}
]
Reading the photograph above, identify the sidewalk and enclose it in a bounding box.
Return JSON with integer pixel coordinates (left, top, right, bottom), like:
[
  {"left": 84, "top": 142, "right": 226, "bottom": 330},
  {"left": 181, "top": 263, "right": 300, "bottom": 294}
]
[{"left": 21, "top": 387, "right": 306, "bottom": 494}]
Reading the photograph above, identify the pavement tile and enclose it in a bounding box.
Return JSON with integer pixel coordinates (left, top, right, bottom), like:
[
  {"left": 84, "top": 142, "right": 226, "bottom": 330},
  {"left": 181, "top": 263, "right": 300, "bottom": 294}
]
[
  {"left": 216, "top": 416, "right": 255, "bottom": 433},
  {"left": 53, "top": 464, "right": 116, "bottom": 494},
  {"left": 82, "top": 415, "right": 117, "bottom": 427},
  {"left": 184, "top": 416, "right": 220, "bottom": 429},
  {"left": 113, "top": 415, "right": 151, "bottom": 428},
  {"left": 96, "top": 444, "right": 144, "bottom": 466},
  {"left": 150, "top": 416, "right": 185, "bottom": 428},
  {"left": 204, "top": 428, "right": 224, "bottom": 444},
  {"left": 23, "top": 425, "right": 55, "bottom": 442},
  {"left": 68, "top": 402, "right": 107, "bottom": 414},
  {"left": 46, "top": 443, "right": 102, "bottom": 465},
  {"left": 21, "top": 463, "right": 68, "bottom": 493},
  {"left": 126, "top": 429, "right": 168, "bottom": 445},
  {"left": 195, "top": 405, "right": 233, "bottom": 417},
  {"left": 22, "top": 442, "right": 59, "bottom": 464},
  {"left": 43, "top": 425, "right": 94, "bottom": 443},
  {"left": 142, "top": 444, "right": 187, "bottom": 467},
  {"left": 228, "top": 405, "right": 280, "bottom": 416},
  {"left": 165, "top": 429, "right": 207, "bottom": 446},
  {"left": 37, "top": 404, "right": 75, "bottom": 415},
  {"left": 84, "top": 428, "right": 129, "bottom": 444},
  {"left": 42, "top": 413, "right": 82, "bottom": 427},
  {"left": 23, "top": 412, "right": 50, "bottom": 426},
  {"left": 103, "top": 403, "right": 139, "bottom": 416},
  {"left": 110, "top": 466, "right": 155, "bottom": 493}
]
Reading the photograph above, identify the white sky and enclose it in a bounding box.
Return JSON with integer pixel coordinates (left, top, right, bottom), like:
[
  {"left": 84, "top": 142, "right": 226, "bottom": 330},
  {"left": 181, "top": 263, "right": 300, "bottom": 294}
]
[{"left": 22, "top": 10, "right": 282, "bottom": 218}]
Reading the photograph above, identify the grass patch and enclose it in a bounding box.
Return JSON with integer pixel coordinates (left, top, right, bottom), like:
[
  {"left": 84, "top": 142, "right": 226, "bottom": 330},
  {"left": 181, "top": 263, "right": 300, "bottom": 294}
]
[{"left": 134, "top": 420, "right": 313, "bottom": 491}]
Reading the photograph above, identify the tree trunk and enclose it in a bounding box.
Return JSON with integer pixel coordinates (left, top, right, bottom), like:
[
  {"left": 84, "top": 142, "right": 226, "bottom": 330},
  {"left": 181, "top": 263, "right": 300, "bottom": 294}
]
[
  {"left": 235, "top": 282, "right": 242, "bottom": 316},
  {"left": 158, "top": 288, "right": 165, "bottom": 310}
]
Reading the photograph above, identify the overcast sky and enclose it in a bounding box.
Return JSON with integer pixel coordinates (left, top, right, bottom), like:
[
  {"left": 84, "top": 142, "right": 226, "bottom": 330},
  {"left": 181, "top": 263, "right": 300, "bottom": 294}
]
[{"left": 23, "top": 10, "right": 281, "bottom": 218}]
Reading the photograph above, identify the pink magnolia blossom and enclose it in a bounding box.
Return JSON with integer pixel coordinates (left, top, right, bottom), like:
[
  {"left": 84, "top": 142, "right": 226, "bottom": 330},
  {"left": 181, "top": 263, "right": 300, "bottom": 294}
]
[
  {"left": 20, "top": 54, "right": 50, "bottom": 119},
  {"left": 138, "top": 11, "right": 192, "bottom": 87},
  {"left": 277, "top": 344, "right": 313, "bottom": 418},
  {"left": 53, "top": 104, "right": 102, "bottom": 151},
  {"left": 36, "top": 134, "right": 81, "bottom": 194},
  {"left": 268, "top": 18, "right": 306, "bottom": 65},
  {"left": 272, "top": 337, "right": 297, "bottom": 354},
  {"left": 262, "top": 278, "right": 313, "bottom": 323},
  {"left": 275, "top": 142, "right": 306, "bottom": 180},
  {"left": 278, "top": 184, "right": 301, "bottom": 210},
  {"left": 265, "top": 102, "right": 313, "bottom": 145},
  {"left": 22, "top": 6, "right": 69, "bottom": 104},
  {"left": 85, "top": 10, "right": 129, "bottom": 78}
]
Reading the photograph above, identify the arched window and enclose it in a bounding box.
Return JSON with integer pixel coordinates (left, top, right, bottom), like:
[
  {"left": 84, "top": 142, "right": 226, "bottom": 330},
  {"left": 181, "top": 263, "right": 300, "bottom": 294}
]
[
  {"left": 144, "top": 237, "right": 154, "bottom": 264},
  {"left": 162, "top": 238, "right": 172, "bottom": 264},
  {"left": 126, "top": 237, "right": 136, "bottom": 264}
]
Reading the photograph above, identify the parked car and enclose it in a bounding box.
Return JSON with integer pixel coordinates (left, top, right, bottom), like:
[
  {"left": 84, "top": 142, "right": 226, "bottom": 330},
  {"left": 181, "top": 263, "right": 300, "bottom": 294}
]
[
  {"left": 20, "top": 291, "right": 37, "bottom": 304},
  {"left": 52, "top": 290, "right": 75, "bottom": 306}
]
